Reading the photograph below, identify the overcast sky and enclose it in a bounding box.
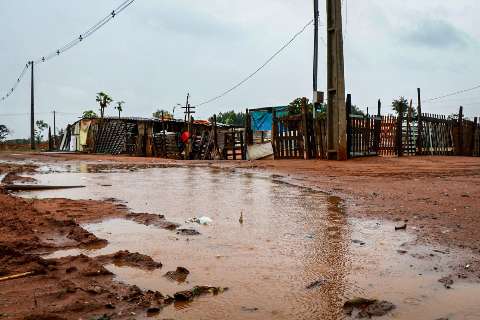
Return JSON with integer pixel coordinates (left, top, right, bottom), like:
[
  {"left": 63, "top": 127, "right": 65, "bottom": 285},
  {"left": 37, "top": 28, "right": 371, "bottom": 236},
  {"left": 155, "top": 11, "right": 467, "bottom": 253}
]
[{"left": 1, "top": 0, "right": 479, "bottom": 138}]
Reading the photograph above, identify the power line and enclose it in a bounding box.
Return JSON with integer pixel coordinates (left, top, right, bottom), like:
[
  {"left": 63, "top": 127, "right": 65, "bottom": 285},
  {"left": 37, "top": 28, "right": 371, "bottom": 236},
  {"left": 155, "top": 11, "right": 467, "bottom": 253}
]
[
  {"left": 193, "top": 18, "right": 314, "bottom": 108},
  {"left": 1, "top": 63, "right": 30, "bottom": 103},
  {"left": 0, "top": 0, "right": 135, "bottom": 103},
  {"left": 423, "top": 84, "right": 480, "bottom": 103}
]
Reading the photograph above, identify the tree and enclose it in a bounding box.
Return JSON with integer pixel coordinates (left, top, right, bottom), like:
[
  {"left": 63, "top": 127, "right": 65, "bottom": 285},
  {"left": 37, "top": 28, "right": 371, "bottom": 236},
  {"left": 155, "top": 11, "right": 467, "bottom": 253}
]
[
  {"left": 215, "top": 110, "right": 246, "bottom": 126},
  {"left": 152, "top": 109, "right": 174, "bottom": 120},
  {"left": 82, "top": 110, "right": 98, "bottom": 119},
  {"left": 35, "top": 120, "right": 48, "bottom": 143},
  {"left": 0, "top": 125, "right": 10, "bottom": 142},
  {"left": 96, "top": 92, "right": 113, "bottom": 119},
  {"left": 392, "top": 97, "right": 417, "bottom": 118},
  {"left": 115, "top": 101, "right": 125, "bottom": 118},
  {"left": 288, "top": 97, "right": 313, "bottom": 115},
  {"left": 351, "top": 105, "right": 366, "bottom": 116}
]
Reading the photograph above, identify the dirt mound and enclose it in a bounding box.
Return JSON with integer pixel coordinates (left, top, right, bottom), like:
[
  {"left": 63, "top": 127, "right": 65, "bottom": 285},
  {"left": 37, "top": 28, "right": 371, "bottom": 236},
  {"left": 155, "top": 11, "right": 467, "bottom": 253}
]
[
  {"left": 126, "top": 212, "right": 180, "bottom": 230},
  {"left": 97, "top": 251, "right": 162, "bottom": 270},
  {"left": 165, "top": 267, "right": 190, "bottom": 282}
]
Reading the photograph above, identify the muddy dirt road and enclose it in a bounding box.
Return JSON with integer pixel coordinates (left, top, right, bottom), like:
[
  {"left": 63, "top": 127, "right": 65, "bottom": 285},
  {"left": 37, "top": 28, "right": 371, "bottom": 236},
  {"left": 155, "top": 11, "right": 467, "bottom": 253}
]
[{"left": 0, "top": 152, "right": 479, "bottom": 320}]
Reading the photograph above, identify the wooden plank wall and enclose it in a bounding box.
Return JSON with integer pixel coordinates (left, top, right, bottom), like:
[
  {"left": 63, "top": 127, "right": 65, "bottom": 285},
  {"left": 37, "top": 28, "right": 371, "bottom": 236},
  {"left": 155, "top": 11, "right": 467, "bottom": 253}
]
[
  {"left": 313, "top": 118, "right": 328, "bottom": 159},
  {"left": 419, "top": 114, "right": 454, "bottom": 156},
  {"left": 378, "top": 115, "right": 397, "bottom": 156},
  {"left": 273, "top": 115, "right": 304, "bottom": 159},
  {"left": 348, "top": 114, "right": 380, "bottom": 157}
]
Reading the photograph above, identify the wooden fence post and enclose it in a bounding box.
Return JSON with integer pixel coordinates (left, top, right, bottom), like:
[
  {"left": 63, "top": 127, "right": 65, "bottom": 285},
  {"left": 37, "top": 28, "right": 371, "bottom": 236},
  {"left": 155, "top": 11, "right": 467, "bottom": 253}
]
[
  {"left": 213, "top": 114, "right": 218, "bottom": 153},
  {"left": 346, "top": 94, "right": 352, "bottom": 159},
  {"left": 396, "top": 107, "right": 404, "bottom": 156},
  {"left": 416, "top": 88, "right": 423, "bottom": 155},
  {"left": 471, "top": 116, "right": 478, "bottom": 156},
  {"left": 374, "top": 99, "right": 381, "bottom": 155},
  {"left": 48, "top": 127, "right": 52, "bottom": 151},
  {"left": 458, "top": 106, "right": 464, "bottom": 156},
  {"left": 272, "top": 108, "right": 278, "bottom": 159},
  {"left": 301, "top": 98, "right": 310, "bottom": 160},
  {"left": 245, "top": 109, "right": 253, "bottom": 145}
]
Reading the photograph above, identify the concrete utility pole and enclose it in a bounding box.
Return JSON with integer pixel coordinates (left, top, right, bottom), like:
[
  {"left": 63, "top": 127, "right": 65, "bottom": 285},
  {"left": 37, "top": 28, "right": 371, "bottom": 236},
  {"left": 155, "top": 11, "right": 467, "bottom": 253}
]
[
  {"left": 312, "top": 0, "right": 324, "bottom": 109},
  {"left": 30, "top": 61, "right": 35, "bottom": 150},
  {"left": 326, "top": 0, "right": 347, "bottom": 160},
  {"left": 313, "top": 0, "right": 319, "bottom": 92}
]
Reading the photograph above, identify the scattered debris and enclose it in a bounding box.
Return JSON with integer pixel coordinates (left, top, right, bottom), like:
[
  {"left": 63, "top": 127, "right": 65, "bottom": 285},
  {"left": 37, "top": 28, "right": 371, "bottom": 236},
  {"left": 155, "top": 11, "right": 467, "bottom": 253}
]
[
  {"left": 176, "top": 228, "right": 201, "bottom": 236},
  {"left": 239, "top": 212, "right": 244, "bottom": 224},
  {"left": 352, "top": 239, "right": 365, "bottom": 246},
  {"left": 165, "top": 267, "right": 190, "bottom": 282},
  {"left": 438, "top": 276, "right": 454, "bottom": 289},
  {"left": 395, "top": 224, "right": 407, "bottom": 231},
  {"left": 241, "top": 306, "right": 259, "bottom": 312},
  {"left": 4, "top": 184, "right": 85, "bottom": 191},
  {"left": 0, "top": 271, "right": 35, "bottom": 282},
  {"left": 126, "top": 212, "right": 179, "bottom": 230},
  {"left": 343, "top": 297, "right": 395, "bottom": 318},
  {"left": 174, "top": 286, "right": 228, "bottom": 302},
  {"left": 146, "top": 307, "right": 161, "bottom": 315},
  {"left": 306, "top": 278, "right": 327, "bottom": 289}
]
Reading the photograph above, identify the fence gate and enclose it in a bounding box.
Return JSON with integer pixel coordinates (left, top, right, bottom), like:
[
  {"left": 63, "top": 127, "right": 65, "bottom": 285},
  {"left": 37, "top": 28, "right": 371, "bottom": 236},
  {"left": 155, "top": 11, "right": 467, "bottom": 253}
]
[
  {"left": 223, "top": 130, "right": 245, "bottom": 160},
  {"left": 272, "top": 115, "right": 305, "bottom": 159},
  {"left": 347, "top": 114, "right": 381, "bottom": 158}
]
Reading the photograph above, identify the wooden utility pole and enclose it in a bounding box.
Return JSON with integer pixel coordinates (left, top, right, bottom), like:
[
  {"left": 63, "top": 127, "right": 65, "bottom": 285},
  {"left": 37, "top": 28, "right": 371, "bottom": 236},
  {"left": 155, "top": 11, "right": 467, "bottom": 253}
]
[
  {"left": 458, "top": 106, "right": 464, "bottom": 156},
  {"left": 30, "top": 61, "right": 35, "bottom": 150},
  {"left": 326, "top": 0, "right": 347, "bottom": 160},
  {"left": 416, "top": 88, "right": 423, "bottom": 155},
  {"left": 53, "top": 110, "right": 57, "bottom": 150}
]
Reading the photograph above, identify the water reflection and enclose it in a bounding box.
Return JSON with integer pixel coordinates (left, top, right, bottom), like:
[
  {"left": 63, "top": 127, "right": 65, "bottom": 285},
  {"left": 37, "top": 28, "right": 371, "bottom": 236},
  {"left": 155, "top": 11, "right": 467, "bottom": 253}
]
[{"left": 20, "top": 165, "right": 480, "bottom": 320}]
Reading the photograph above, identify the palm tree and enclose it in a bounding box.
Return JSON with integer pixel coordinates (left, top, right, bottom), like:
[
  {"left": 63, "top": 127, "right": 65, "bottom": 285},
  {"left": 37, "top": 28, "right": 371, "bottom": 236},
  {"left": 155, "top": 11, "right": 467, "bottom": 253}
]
[
  {"left": 115, "top": 101, "right": 125, "bottom": 118},
  {"left": 96, "top": 92, "right": 113, "bottom": 119}
]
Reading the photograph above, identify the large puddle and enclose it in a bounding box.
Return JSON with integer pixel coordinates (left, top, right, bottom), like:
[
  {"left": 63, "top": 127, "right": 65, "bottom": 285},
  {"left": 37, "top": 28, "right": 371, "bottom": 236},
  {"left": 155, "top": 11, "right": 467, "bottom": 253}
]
[{"left": 17, "top": 163, "right": 480, "bottom": 320}]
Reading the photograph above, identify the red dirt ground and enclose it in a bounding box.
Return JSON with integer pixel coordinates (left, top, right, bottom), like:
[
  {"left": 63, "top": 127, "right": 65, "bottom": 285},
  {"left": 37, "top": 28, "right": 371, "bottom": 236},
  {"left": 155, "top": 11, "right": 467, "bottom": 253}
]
[{"left": 0, "top": 152, "right": 479, "bottom": 319}]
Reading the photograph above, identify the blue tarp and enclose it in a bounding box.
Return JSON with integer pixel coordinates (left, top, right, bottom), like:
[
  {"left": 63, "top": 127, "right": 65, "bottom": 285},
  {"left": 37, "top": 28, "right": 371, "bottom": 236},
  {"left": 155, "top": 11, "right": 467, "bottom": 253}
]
[{"left": 251, "top": 106, "right": 288, "bottom": 132}]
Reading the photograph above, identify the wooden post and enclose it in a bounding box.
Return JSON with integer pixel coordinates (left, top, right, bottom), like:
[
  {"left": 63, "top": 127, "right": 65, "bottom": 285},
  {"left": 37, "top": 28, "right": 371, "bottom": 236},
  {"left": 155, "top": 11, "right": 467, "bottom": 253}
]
[
  {"left": 473, "top": 117, "right": 479, "bottom": 157},
  {"left": 346, "top": 94, "right": 352, "bottom": 159},
  {"left": 272, "top": 108, "right": 278, "bottom": 159},
  {"left": 213, "top": 114, "right": 218, "bottom": 152},
  {"left": 245, "top": 109, "right": 253, "bottom": 145},
  {"left": 53, "top": 110, "right": 57, "bottom": 150},
  {"left": 30, "top": 61, "right": 35, "bottom": 150},
  {"left": 326, "top": 0, "right": 347, "bottom": 160},
  {"left": 240, "top": 130, "right": 245, "bottom": 160},
  {"left": 406, "top": 99, "right": 413, "bottom": 155},
  {"left": 48, "top": 127, "right": 52, "bottom": 151},
  {"left": 458, "top": 106, "right": 464, "bottom": 156},
  {"left": 301, "top": 98, "right": 310, "bottom": 160},
  {"left": 396, "top": 107, "right": 404, "bottom": 157},
  {"left": 374, "top": 99, "right": 381, "bottom": 155},
  {"left": 416, "top": 88, "right": 423, "bottom": 155}
]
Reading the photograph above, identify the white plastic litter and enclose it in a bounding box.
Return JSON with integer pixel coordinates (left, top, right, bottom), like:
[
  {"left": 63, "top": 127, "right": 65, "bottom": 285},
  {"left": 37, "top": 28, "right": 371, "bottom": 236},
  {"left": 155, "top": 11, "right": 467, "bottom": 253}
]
[
  {"left": 198, "top": 216, "right": 213, "bottom": 225},
  {"left": 185, "top": 216, "right": 213, "bottom": 225}
]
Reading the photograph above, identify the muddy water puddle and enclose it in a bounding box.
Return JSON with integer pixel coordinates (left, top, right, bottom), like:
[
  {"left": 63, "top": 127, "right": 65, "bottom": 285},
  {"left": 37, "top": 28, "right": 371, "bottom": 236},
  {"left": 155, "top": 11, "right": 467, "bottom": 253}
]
[{"left": 19, "top": 164, "right": 480, "bottom": 320}]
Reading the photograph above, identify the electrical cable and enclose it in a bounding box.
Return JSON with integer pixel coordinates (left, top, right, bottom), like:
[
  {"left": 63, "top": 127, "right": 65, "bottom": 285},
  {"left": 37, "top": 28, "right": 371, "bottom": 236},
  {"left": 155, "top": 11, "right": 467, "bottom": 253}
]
[
  {"left": 423, "top": 84, "right": 480, "bottom": 103},
  {"left": 193, "top": 18, "right": 314, "bottom": 108},
  {"left": 1, "top": 0, "right": 135, "bottom": 102}
]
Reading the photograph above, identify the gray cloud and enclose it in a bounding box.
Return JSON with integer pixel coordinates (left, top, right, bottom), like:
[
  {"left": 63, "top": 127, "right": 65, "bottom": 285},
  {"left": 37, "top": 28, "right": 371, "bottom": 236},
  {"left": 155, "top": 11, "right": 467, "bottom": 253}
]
[{"left": 403, "top": 18, "right": 469, "bottom": 49}]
